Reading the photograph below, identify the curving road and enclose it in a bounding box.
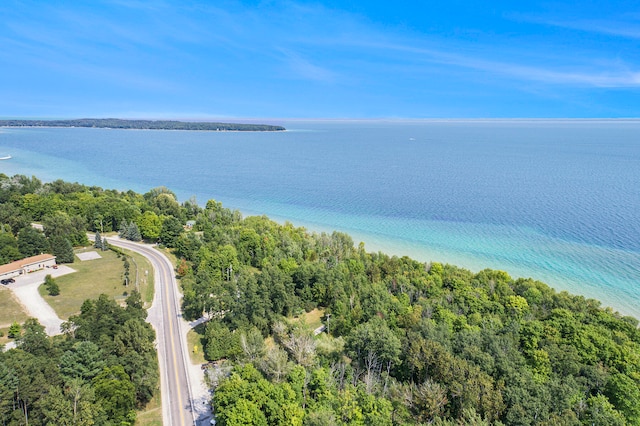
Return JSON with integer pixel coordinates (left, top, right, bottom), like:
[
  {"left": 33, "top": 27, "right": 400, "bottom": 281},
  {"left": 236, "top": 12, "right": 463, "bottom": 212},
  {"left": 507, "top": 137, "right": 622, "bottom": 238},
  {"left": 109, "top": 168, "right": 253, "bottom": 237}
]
[{"left": 104, "top": 237, "right": 196, "bottom": 426}]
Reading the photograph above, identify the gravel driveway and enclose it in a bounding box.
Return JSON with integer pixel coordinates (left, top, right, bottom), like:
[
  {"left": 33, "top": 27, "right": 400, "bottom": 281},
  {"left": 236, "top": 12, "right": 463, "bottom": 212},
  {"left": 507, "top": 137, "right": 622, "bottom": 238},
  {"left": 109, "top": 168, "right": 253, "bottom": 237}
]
[{"left": 7, "top": 266, "right": 75, "bottom": 335}]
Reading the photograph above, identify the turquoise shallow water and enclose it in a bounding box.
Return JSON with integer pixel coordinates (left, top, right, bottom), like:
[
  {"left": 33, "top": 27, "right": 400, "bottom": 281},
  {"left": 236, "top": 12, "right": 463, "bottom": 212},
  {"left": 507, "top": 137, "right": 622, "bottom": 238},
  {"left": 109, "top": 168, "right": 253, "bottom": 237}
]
[{"left": 1, "top": 120, "right": 639, "bottom": 318}]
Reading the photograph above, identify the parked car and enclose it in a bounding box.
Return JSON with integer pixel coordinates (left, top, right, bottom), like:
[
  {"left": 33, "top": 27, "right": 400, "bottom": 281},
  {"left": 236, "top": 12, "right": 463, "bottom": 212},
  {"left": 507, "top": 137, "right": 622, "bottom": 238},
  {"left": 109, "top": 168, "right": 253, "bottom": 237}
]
[{"left": 1, "top": 278, "right": 15, "bottom": 285}]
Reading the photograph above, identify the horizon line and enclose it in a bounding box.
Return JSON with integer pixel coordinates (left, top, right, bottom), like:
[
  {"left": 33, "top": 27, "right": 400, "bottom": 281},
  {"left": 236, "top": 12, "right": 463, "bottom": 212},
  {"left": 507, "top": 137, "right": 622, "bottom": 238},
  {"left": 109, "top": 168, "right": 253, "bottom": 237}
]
[{"left": 2, "top": 116, "right": 640, "bottom": 122}]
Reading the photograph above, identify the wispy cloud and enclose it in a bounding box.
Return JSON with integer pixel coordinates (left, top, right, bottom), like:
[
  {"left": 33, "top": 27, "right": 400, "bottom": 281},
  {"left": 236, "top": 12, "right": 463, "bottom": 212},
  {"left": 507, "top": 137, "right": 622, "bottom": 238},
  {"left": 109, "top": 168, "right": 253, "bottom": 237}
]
[
  {"left": 228, "top": 3, "right": 640, "bottom": 89},
  {"left": 277, "top": 49, "right": 338, "bottom": 83},
  {"left": 2, "top": 0, "right": 639, "bottom": 117},
  {"left": 336, "top": 36, "right": 640, "bottom": 88},
  {"left": 510, "top": 12, "right": 640, "bottom": 39},
  {"left": 550, "top": 20, "right": 640, "bottom": 39}
]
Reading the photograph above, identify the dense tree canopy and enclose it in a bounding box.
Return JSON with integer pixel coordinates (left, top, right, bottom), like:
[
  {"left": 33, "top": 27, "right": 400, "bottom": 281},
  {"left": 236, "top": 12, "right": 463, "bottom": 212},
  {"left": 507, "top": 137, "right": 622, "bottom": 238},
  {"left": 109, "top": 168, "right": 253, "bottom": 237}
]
[
  {"left": 1, "top": 173, "right": 639, "bottom": 425},
  {"left": 0, "top": 292, "right": 156, "bottom": 425}
]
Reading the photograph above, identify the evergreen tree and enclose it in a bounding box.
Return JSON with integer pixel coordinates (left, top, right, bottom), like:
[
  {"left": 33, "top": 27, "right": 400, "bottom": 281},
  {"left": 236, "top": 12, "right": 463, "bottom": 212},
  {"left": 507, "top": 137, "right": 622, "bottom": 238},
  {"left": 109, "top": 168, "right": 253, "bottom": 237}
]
[
  {"left": 118, "top": 219, "right": 129, "bottom": 239},
  {"left": 94, "top": 231, "right": 102, "bottom": 249},
  {"left": 127, "top": 222, "right": 142, "bottom": 241},
  {"left": 102, "top": 237, "right": 108, "bottom": 251},
  {"left": 50, "top": 236, "right": 74, "bottom": 263},
  {"left": 159, "top": 216, "right": 183, "bottom": 247},
  {"left": 17, "top": 226, "right": 49, "bottom": 257}
]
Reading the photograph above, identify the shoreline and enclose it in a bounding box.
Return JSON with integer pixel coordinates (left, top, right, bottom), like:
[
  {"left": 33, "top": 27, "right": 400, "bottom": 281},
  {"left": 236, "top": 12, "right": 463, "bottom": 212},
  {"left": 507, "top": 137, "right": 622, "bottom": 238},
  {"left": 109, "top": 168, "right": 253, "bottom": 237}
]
[
  {"left": 1, "top": 162, "right": 637, "bottom": 321},
  {"left": 3, "top": 121, "right": 638, "bottom": 322},
  {"left": 246, "top": 208, "right": 640, "bottom": 321}
]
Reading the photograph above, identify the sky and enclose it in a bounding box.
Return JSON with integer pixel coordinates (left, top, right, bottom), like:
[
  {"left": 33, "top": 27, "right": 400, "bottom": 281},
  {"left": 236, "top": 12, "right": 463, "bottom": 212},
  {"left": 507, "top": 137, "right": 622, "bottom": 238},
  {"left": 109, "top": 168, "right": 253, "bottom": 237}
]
[{"left": 1, "top": 0, "right": 639, "bottom": 119}]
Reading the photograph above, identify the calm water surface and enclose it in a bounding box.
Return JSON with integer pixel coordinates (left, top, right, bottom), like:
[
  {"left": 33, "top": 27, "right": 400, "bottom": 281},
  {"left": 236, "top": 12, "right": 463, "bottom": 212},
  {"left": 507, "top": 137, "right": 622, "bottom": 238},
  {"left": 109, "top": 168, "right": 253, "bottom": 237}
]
[{"left": 1, "top": 120, "right": 639, "bottom": 317}]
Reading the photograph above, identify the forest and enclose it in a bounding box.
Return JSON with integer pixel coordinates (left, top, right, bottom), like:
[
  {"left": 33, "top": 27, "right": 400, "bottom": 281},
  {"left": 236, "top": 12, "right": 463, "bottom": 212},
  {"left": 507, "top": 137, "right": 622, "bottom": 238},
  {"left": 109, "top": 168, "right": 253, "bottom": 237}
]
[
  {"left": 0, "top": 118, "right": 286, "bottom": 132},
  {"left": 1, "top": 173, "right": 640, "bottom": 425},
  {"left": 0, "top": 291, "right": 157, "bottom": 425}
]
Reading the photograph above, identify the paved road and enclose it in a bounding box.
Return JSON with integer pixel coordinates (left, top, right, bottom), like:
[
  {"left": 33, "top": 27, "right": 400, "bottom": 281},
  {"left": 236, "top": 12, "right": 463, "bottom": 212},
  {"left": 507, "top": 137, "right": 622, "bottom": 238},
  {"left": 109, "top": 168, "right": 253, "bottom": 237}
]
[{"left": 104, "top": 238, "right": 197, "bottom": 426}]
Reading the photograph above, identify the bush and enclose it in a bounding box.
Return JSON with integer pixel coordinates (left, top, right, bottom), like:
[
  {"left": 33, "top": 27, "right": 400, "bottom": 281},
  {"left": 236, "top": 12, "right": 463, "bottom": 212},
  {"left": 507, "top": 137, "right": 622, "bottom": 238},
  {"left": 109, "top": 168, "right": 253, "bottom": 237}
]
[
  {"left": 44, "top": 274, "right": 60, "bottom": 296},
  {"left": 8, "top": 321, "right": 21, "bottom": 338}
]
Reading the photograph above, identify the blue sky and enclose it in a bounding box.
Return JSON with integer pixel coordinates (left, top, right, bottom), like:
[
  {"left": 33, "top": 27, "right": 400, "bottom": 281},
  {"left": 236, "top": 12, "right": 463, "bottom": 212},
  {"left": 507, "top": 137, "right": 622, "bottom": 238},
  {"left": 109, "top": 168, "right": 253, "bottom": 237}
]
[{"left": 1, "top": 0, "right": 639, "bottom": 118}]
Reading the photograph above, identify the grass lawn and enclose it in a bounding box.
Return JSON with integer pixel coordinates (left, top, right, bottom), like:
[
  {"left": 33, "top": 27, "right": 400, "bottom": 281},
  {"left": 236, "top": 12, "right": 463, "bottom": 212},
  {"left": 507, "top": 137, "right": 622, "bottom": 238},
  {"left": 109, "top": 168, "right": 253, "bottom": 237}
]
[
  {"left": 135, "top": 392, "right": 163, "bottom": 426},
  {"left": 0, "top": 287, "right": 29, "bottom": 345},
  {"left": 127, "top": 250, "right": 154, "bottom": 306},
  {"left": 40, "top": 246, "right": 154, "bottom": 319},
  {"left": 187, "top": 323, "right": 207, "bottom": 365},
  {"left": 291, "top": 308, "right": 325, "bottom": 331}
]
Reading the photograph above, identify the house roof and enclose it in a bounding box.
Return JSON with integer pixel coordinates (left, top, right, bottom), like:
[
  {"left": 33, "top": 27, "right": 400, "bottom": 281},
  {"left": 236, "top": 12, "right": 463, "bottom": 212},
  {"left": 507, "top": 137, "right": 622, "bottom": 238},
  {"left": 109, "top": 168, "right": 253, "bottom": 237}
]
[{"left": 0, "top": 253, "right": 56, "bottom": 274}]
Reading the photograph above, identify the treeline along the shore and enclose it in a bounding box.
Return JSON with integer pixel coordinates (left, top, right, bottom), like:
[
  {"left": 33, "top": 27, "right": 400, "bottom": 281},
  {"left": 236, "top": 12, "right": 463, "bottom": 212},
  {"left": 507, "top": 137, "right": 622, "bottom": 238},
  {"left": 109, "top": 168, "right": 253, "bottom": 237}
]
[
  {"left": 0, "top": 118, "right": 285, "bottom": 131},
  {"left": 1, "top": 174, "right": 640, "bottom": 425}
]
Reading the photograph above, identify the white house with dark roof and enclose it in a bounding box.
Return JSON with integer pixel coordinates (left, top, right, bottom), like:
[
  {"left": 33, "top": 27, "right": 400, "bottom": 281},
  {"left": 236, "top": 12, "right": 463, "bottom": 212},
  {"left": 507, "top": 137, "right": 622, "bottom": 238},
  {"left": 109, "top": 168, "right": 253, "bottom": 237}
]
[{"left": 0, "top": 254, "right": 57, "bottom": 281}]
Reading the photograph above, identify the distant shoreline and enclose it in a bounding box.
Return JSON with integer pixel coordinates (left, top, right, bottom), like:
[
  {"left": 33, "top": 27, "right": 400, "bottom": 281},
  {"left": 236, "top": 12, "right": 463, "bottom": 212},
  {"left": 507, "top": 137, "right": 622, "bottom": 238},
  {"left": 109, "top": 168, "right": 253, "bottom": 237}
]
[{"left": 0, "top": 118, "right": 286, "bottom": 132}]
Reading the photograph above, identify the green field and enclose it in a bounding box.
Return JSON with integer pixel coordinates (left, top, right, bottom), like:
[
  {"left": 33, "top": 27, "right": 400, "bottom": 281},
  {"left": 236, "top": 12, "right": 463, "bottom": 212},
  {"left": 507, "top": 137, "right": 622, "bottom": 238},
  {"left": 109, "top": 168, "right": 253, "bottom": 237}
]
[
  {"left": 135, "top": 392, "right": 163, "bottom": 426},
  {"left": 40, "top": 246, "right": 154, "bottom": 319},
  {"left": 187, "top": 324, "right": 207, "bottom": 365},
  {"left": 291, "top": 308, "right": 325, "bottom": 331},
  {"left": 127, "top": 250, "right": 155, "bottom": 306},
  {"left": 0, "top": 287, "right": 29, "bottom": 345}
]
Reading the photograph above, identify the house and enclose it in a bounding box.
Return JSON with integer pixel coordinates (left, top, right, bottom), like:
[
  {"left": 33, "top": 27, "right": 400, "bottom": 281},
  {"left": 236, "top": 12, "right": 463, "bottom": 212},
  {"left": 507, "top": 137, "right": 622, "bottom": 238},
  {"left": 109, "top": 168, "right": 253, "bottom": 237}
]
[{"left": 0, "top": 254, "right": 57, "bottom": 281}]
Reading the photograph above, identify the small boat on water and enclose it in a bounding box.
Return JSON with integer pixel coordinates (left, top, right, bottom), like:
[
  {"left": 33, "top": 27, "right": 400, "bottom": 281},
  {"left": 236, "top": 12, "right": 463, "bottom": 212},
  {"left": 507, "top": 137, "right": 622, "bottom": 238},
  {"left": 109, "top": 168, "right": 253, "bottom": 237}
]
[{"left": 0, "top": 155, "right": 11, "bottom": 160}]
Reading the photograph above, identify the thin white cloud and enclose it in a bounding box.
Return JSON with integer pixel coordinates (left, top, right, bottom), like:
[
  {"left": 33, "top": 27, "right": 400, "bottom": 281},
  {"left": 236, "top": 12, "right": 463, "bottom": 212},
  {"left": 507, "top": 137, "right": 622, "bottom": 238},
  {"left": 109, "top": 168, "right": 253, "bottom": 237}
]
[
  {"left": 554, "top": 20, "right": 640, "bottom": 39},
  {"left": 511, "top": 13, "right": 640, "bottom": 39},
  {"left": 227, "top": 3, "right": 640, "bottom": 89},
  {"left": 337, "top": 37, "right": 640, "bottom": 88},
  {"left": 101, "top": 0, "right": 169, "bottom": 11},
  {"left": 278, "top": 50, "right": 338, "bottom": 83},
  {"left": 3, "top": 0, "right": 639, "bottom": 118}
]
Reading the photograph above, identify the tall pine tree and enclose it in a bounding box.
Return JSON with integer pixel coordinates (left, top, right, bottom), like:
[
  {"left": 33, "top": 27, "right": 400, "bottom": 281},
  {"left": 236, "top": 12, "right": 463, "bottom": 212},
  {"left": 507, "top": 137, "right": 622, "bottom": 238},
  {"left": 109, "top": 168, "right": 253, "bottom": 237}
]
[
  {"left": 94, "top": 231, "right": 102, "bottom": 249},
  {"left": 127, "top": 222, "right": 142, "bottom": 241},
  {"left": 50, "top": 236, "right": 74, "bottom": 263}
]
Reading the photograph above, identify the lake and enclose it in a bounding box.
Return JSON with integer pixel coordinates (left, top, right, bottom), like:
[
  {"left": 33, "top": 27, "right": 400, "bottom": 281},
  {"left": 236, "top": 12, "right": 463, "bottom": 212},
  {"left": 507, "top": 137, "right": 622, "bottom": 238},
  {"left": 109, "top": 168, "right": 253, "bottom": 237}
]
[{"left": 1, "top": 119, "right": 639, "bottom": 317}]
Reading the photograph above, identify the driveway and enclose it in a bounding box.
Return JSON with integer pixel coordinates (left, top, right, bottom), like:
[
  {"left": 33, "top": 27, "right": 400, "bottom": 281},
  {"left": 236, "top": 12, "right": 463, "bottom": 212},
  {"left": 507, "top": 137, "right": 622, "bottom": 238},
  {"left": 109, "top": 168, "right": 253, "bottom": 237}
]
[{"left": 7, "top": 265, "right": 75, "bottom": 335}]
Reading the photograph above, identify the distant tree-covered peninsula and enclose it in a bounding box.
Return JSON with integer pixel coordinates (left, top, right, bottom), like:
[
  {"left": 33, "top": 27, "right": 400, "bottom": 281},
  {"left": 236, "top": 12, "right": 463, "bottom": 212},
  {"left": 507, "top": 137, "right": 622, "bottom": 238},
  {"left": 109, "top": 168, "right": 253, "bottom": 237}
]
[{"left": 0, "top": 118, "right": 286, "bottom": 131}]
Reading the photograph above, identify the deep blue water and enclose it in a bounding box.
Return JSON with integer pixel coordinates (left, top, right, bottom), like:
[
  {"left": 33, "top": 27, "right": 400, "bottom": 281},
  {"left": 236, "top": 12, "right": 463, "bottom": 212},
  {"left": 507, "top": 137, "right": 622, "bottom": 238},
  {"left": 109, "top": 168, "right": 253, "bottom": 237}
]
[{"left": 1, "top": 120, "right": 639, "bottom": 317}]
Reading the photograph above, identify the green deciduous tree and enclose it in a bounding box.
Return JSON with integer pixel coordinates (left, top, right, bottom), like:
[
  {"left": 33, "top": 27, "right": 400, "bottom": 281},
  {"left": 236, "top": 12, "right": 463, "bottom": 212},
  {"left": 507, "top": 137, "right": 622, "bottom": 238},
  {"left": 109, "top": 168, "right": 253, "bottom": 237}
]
[
  {"left": 582, "top": 394, "right": 625, "bottom": 426},
  {"left": 18, "top": 318, "right": 50, "bottom": 357},
  {"left": 605, "top": 373, "right": 640, "bottom": 424},
  {"left": 346, "top": 317, "right": 402, "bottom": 375},
  {"left": 0, "top": 230, "right": 21, "bottom": 264},
  {"left": 7, "top": 321, "right": 21, "bottom": 339},
  {"left": 92, "top": 365, "right": 136, "bottom": 425},
  {"left": 137, "top": 210, "right": 162, "bottom": 241},
  {"left": 39, "top": 385, "right": 74, "bottom": 425},
  {"left": 43, "top": 211, "right": 88, "bottom": 246}
]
